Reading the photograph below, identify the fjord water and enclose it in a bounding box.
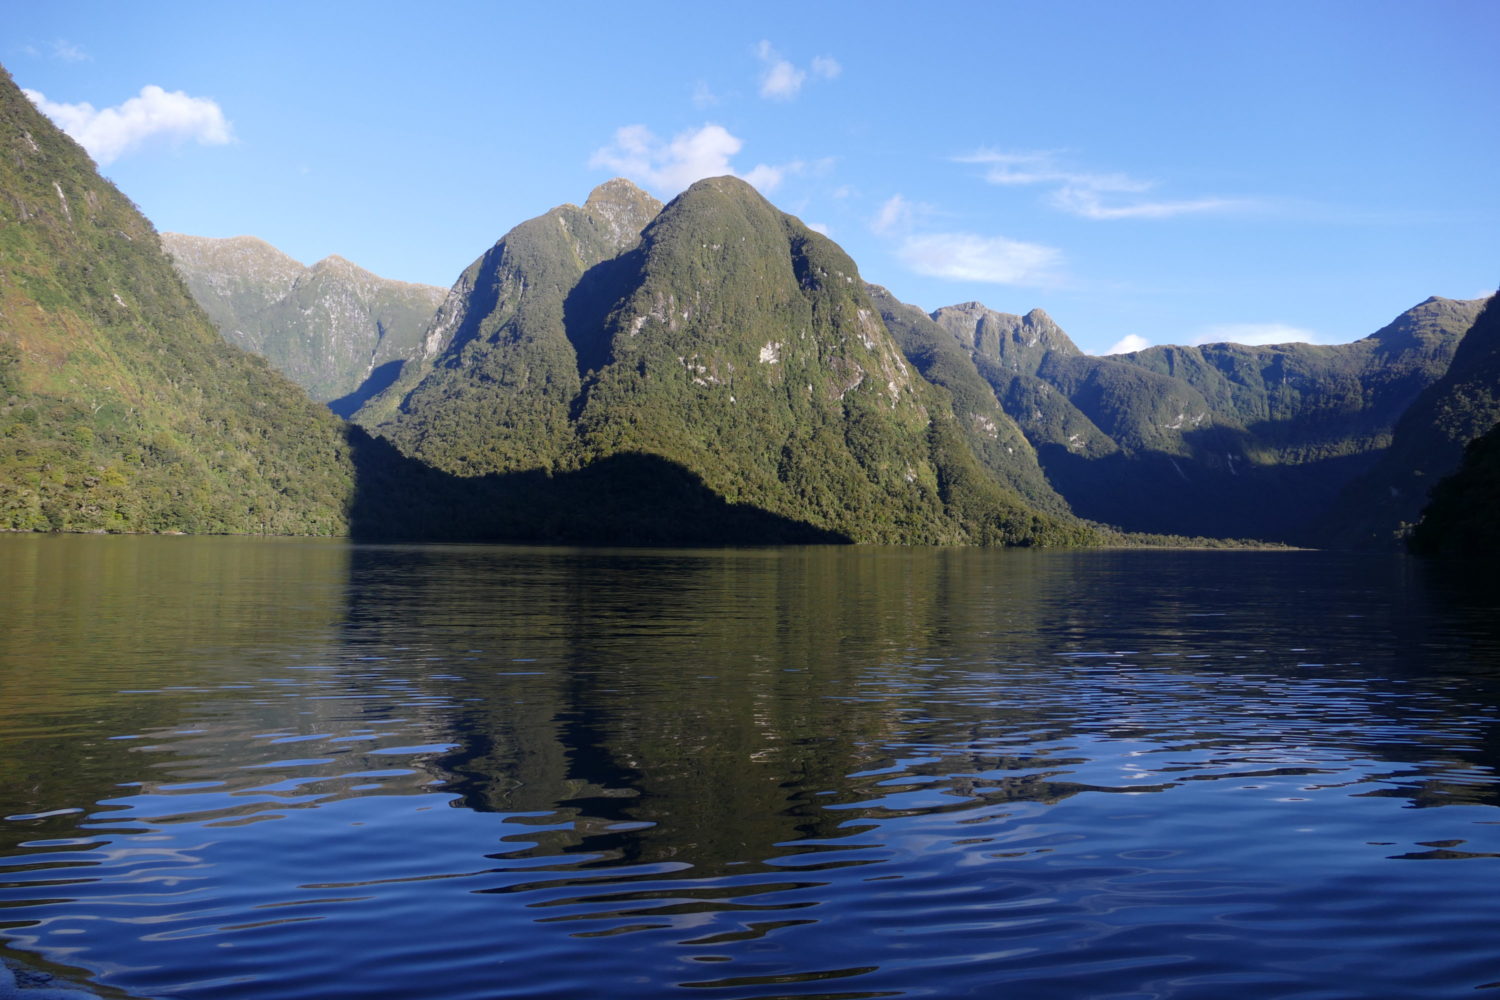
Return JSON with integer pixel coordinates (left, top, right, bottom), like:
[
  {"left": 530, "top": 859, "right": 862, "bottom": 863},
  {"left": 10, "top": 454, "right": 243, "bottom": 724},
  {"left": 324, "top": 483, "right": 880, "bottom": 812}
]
[{"left": 2, "top": 537, "right": 1499, "bottom": 1000}]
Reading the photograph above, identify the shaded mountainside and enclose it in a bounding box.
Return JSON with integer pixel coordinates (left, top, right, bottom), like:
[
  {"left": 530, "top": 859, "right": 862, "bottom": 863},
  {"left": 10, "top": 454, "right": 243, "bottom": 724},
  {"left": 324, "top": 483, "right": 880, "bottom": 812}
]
[
  {"left": 161, "top": 233, "right": 445, "bottom": 414},
  {"left": 1409, "top": 420, "right": 1500, "bottom": 558},
  {"left": 917, "top": 297, "right": 1484, "bottom": 543},
  {"left": 0, "top": 66, "right": 357, "bottom": 534},
  {"left": 1385, "top": 291, "right": 1500, "bottom": 553},
  {"left": 359, "top": 177, "right": 1092, "bottom": 546}
]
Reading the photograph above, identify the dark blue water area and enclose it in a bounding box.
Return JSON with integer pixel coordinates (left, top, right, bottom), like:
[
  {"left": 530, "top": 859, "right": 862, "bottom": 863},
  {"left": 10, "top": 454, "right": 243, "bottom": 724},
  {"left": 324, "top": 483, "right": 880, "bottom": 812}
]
[{"left": 2, "top": 536, "right": 1500, "bottom": 999}]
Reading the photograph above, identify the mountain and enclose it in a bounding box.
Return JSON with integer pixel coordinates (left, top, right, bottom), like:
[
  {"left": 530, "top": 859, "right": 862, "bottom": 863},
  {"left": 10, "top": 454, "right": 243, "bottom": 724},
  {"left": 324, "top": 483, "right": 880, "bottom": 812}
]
[
  {"left": 916, "top": 296, "right": 1484, "bottom": 543},
  {"left": 1380, "top": 291, "right": 1500, "bottom": 553},
  {"left": 8, "top": 44, "right": 1480, "bottom": 551},
  {"left": 864, "top": 286, "right": 1073, "bottom": 517},
  {"left": 1408, "top": 422, "right": 1500, "bottom": 558},
  {"left": 160, "top": 233, "right": 445, "bottom": 415},
  {"left": 354, "top": 177, "right": 664, "bottom": 473},
  {"left": 0, "top": 65, "right": 356, "bottom": 534},
  {"left": 357, "top": 177, "right": 1092, "bottom": 546}
]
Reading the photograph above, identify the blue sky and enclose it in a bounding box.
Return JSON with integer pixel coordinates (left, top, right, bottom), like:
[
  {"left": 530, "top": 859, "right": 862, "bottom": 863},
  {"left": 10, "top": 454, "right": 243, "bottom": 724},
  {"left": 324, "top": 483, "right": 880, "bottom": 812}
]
[{"left": 7, "top": 0, "right": 1497, "bottom": 355}]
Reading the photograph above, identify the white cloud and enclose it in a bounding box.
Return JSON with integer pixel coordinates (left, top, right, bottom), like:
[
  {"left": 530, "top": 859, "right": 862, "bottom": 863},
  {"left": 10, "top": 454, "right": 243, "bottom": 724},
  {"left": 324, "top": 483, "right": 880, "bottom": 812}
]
[
  {"left": 24, "top": 84, "right": 232, "bottom": 165},
  {"left": 897, "top": 232, "right": 1062, "bottom": 287},
  {"left": 811, "top": 56, "right": 842, "bottom": 80},
  {"left": 761, "top": 61, "right": 805, "bottom": 100},
  {"left": 807, "top": 221, "right": 831, "bottom": 236},
  {"left": 869, "top": 193, "right": 940, "bottom": 236},
  {"left": 691, "top": 80, "right": 720, "bottom": 109},
  {"left": 1102, "top": 334, "right": 1152, "bottom": 355},
  {"left": 958, "top": 148, "right": 1246, "bottom": 220},
  {"left": 1052, "top": 187, "right": 1242, "bottom": 220},
  {"left": 755, "top": 41, "right": 839, "bottom": 100},
  {"left": 871, "top": 194, "right": 913, "bottom": 235},
  {"left": 742, "top": 162, "right": 792, "bottom": 191},
  {"left": 590, "top": 123, "right": 793, "bottom": 197},
  {"left": 52, "top": 39, "right": 90, "bottom": 63},
  {"left": 1190, "top": 323, "right": 1322, "bottom": 347},
  {"left": 756, "top": 40, "right": 804, "bottom": 99}
]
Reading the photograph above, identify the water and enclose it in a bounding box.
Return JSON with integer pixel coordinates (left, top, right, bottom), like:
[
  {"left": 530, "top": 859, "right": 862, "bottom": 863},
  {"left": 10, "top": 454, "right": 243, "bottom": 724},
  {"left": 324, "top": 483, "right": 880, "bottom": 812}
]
[{"left": 2, "top": 535, "right": 1499, "bottom": 999}]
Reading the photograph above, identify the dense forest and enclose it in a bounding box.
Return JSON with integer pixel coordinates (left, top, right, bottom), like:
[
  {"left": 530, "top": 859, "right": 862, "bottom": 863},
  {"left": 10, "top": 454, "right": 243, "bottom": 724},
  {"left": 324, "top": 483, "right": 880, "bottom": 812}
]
[{"left": 0, "top": 67, "right": 356, "bottom": 535}]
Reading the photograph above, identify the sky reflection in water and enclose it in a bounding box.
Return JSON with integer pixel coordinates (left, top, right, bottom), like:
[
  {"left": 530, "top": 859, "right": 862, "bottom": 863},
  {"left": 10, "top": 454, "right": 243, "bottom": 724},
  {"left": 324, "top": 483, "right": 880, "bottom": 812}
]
[{"left": 2, "top": 536, "right": 1499, "bottom": 999}]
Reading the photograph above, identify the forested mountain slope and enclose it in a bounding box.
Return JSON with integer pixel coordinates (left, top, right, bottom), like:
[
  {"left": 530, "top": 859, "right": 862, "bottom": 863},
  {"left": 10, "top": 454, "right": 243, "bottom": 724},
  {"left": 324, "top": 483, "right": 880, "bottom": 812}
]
[
  {"left": 0, "top": 66, "right": 357, "bottom": 534},
  {"left": 358, "top": 177, "right": 1091, "bottom": 546},
  {"left": 916, "top": 296, "right": 1484, "bottom": 543},
  {"left": 1378, "top": 291, "right": 1500, "bottom": 551}
]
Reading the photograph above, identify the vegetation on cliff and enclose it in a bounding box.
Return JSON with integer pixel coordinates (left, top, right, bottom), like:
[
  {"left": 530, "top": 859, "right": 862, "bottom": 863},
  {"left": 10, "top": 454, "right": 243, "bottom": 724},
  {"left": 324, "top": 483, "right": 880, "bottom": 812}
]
[
  {"left": 360, "top": 177, "right": 1093, "bottom": 546},
  {"left": 0, "top": 67, "right": 357, "bottom": 534}
]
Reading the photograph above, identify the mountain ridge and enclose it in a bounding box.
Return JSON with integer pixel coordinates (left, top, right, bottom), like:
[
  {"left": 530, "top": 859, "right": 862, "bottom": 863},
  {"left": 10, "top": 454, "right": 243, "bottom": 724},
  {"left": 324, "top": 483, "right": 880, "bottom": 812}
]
[
  {"left": 4, "top": 62, "right": 1486, "bottom": 552},
  {"left": 910, "top": 291, "right": 1485, "bottom": 543},
  {"left": 161, "top": 232, "right": 446, "bottom": 412},
  {"left": 356, "top": 175, "right": 1092, "bottom": 546}
]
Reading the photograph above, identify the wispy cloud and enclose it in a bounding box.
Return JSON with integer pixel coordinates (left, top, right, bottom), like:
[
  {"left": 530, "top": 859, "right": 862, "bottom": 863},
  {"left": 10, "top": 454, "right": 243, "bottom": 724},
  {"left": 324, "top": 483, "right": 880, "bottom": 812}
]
[
  {"left": 590, "top": 123, "right": 797, "bottom": 197},
  {"left": 24, "top": 85, "right": 233, "bottom": 165},
  {"left": 810, "top": 56, "right": 842, "bottom": 80},
  {"left": 1101, "top": 334, "right": 1152, "bottom": 355},
  {"left": 870, "top": 194, "right": 915, "bottom": 236},
  {"left": 897, "top": 232, "right": 1062, "bottom": 287},
  {"left": 755, "top": 41, "right": 840, "bottom": 101},
  {"left": 51, "top": 39, "right": 90, "bottom": 63},
  {"left": 958, "top": 149, "right": 1251, "bottom": 220},
  {"left": 1190, "top": 323, "right": 1322, "bottom": 347},
  {"left": 691, "top": 80, "right": 719, "bottom": 109},
  {"left": 871, "top": 192, "right": 1059, "bottom": 287},
  {"left": 1052, "top": 187, "right": 1242, "bottom": 220}
]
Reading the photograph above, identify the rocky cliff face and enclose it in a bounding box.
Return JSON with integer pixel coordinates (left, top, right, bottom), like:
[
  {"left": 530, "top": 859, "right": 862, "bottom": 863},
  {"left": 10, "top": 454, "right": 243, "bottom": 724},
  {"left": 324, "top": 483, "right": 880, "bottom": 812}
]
[
  {"left": 162, "top": 233, "right": 445, "bottom": 412},
  {"left": 932, "top": 303, "right": 1081, "bottom": 376}
]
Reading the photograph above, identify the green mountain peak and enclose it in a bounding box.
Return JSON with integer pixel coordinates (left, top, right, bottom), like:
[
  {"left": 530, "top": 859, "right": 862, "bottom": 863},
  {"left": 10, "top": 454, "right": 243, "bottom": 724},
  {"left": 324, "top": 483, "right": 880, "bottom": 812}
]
[{"left": 355, "top": 177, "right": 1088, "bottom": 545}]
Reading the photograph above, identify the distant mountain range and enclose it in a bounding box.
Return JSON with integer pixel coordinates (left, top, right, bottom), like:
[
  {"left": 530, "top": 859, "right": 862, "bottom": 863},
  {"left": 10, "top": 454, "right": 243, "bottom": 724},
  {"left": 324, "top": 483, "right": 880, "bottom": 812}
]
[
  {"left": 160, "top": 233, "right": 444, "bottom": 416},
  {"left": 3, "top": 61, "right": 1493, "bottom": 549},
  {"left": 912, "top": 293, "right": 1482, "bottom": 543}
]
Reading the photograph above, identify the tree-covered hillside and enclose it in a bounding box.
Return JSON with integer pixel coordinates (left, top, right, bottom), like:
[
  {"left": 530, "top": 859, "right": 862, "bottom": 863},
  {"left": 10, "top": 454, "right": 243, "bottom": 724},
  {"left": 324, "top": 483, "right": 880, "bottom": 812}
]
[
  {"left": 0, "top": 66, "right": 357, "bottom": 534},
  {"left": 1408, "top": 421, "right": 1500, "bottom": 558},
  {"left": 360, "top": 177, "right": 1093, "bottom": 546}
]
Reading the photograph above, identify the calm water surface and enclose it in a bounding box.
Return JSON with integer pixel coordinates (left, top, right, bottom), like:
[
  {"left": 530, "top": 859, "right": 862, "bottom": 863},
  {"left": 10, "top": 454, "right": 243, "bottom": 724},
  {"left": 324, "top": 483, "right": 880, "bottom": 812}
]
[{"left": 2, "top": 536, "right": 1499, "bottom": 999}]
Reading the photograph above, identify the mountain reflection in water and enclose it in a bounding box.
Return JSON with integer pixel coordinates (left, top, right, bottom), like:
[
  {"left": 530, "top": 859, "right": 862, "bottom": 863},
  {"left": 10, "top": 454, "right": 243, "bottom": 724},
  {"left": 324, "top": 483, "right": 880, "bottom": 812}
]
[{"left": 2, "top": 536, "right": 1499, "bottom": 1000}]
